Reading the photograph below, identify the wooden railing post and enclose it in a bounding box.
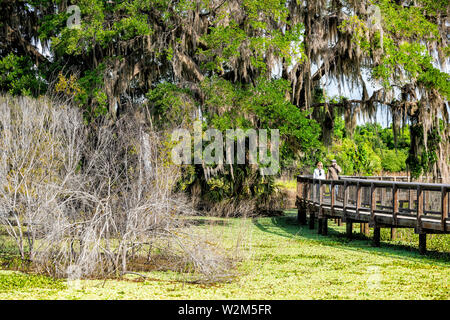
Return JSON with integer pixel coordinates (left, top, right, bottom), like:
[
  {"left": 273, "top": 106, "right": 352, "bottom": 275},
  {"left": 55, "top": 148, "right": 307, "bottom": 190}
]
[
  {"left": 356, "top": 182, "right": 361, "bottom": 216},
  {"left": 301, "top": 181, "right": 308, "bottom": 225},
  {"left": 356, "top": 182, "right": 366, "bottom": 235},
  {"left": 318, "top": 180, "right": 323, "bottom": 234},
  {"left": 392, "top": 184, "right": 398, "bottom": 223},
  {"left": 373, "top": 227, "right": 381, "bottom": 247},
  {"left": 419, "top": 233, "right": 427, "bottom": 255},
  {"left": 319, "top": 180, "right": 323, "bottom": 211},
  {"left": 322, "top": 181, "right": 328, "bottom": 235},
  {"left": 442, "top": 187, "right": 448, "bottom": 232},
  {"left": 331, "top": 180, "right": 335, "bottom": 215},
  {"left": 297, "top": 177, "right": 302, "bottom": 201},
  {"left": 297, "top": 178, "right": 302, "bottom": 224},
  {"left": 370, "top": 183, "right": 380, "bottom": 247},
  {"left": 346, "top": 217, "right": 353, "bottom": 239},
  {"left": 297, "top": 179, "right": 307, "bottom": 225},
  {"left": 370, "top": 183, "right": 376, "bottom": 224},
  {"left": 356, "top": 182, "right": 369, "bottom": 235},
  {"left": 343, "top": 181, "right": 349, "bottom": 215},
  {"left": 308, "top": 180, "right": 315, "bottom": 230},
  {"left": 343, "top": 181, "right": 352, "bottom": 239},
  {"left": 416, "top": 185, "right": 426, "bottom": 254},
  {"left": 417, "top": 186, "right": 423, "bottom": 232},
  {"left": 408, "top": 187, "right": 413, "bottom": 210},
  {"left": 391, "top": 183, "right": 398, "bottom": 239},
  {"left": 307, "top": 182, "right": 311, "bottom": 202}
]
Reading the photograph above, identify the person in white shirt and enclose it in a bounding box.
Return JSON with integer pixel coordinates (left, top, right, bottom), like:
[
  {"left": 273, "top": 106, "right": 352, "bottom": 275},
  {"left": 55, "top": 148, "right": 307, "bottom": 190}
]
[
  {"left": 313, "top": 162, "right": 325, "bottom": 201},
  {"left": 313, "top": 161, "right": 325, "bottom": 180}
]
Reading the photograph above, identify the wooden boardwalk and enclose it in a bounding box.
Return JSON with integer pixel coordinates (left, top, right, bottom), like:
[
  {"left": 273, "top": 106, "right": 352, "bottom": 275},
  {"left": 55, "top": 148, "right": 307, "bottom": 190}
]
[{"left": 296, "top": 176, "right": 450, "bottom": 254}]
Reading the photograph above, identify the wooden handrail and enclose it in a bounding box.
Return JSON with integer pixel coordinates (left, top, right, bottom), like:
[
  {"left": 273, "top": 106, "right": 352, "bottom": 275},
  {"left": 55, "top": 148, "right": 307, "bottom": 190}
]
[
  {"left": 298, "top": 176, "right": 449, "bottom": 191},
  {"left": 297, "top": 175, "right": 450, "bottom": 230},
  {"left": 296, "top": 175, "right": 450, "bottom": 254}
]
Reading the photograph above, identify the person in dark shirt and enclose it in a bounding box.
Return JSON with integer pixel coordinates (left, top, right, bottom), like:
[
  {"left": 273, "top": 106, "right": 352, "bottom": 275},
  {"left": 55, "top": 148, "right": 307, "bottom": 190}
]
[
  {"left": 327, "top": 159, "right": 342, "bottom": 180},
  {"left": 327, "top": 159, "right": 342, "bottom": 198}
]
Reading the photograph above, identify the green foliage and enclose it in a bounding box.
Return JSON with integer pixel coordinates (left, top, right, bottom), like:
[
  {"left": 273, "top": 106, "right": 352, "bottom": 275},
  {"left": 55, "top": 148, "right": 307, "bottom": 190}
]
[
  {"left": 146, "top": 82, "right": 197, "bottom": 128},
  {"left": 245, "top": 78, "right": 321, "bottom": 160},
  {"left": 328, "top": 138, "right": 381, "bottom": 176},
  {"left": 333, "top": 115, "right": 345, "bottom": 141},
  {"left": 0, "top": 272, "right": 66, "bottom": 292},
  {"left": 199, "top": 0, "right": 304, "bottom": 73},
  {"left": 339, "top": 15, "right": 371, "bottom": 53},
  {"left": 379, "top": 0, "right": 440, "bottom": 40},
  {"left": 417, "top": 66, "right": 450, "bottom": 99},
  {"left": 0, "top": 54, "right": 46, "bottom": 97},
  {"left": 154, "top": 76, "right": 321, "bottom": 206},
  {"left": 378, "top": 125, "right": 410, "bottom": 149},
  {"left": 381, "top": 149, "right": 408, "bottom": 172},
  {"left": 76, "top": 64, "right": 108, "bottom": 119},
  {"left": 201, "top": 77, "right": 321, "bottom": 171},
  {"left": 199, "top": 20, "right": 247, "bottom": 73},
  {"left": 338, "top": 1, "right": 449, "bottom": 99},
  {"left": 53, "top": 64, "right": 108, "bottom": 123},
  {"left": 326, "top": 121, "right": 412, "bottom": 175},
  {"left": 373, "top": 39, "right": 449, "bottom": 98},
  {"left": 407, "top": 124, "right": 442, "bottom": 179},
  {"left": 48, "top": 0, "right": 153, "bottom": 56}
]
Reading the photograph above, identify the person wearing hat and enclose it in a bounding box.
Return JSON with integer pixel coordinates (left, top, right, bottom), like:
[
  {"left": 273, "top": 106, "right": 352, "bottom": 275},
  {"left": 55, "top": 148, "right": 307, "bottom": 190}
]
[
  {"left": 327, "top": 159, "right": 342, "bottom": 180},
  {"left": 327, "top": 159, "right": 342, "bottom": 198}
]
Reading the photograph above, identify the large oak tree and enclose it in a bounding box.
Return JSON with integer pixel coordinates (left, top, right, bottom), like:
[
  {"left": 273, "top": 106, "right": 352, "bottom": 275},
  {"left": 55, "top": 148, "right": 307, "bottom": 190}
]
[{"left": 0, "top": 0, "right": 448, "bottom": 181}]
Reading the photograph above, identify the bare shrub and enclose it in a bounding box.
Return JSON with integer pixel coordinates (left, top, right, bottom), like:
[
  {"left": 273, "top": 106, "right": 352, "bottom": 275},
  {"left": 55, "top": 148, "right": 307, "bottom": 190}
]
[
  {"left": 202, "top": 190, "right": 287, "bottom": 218},
  {"left": 206, "top": 199, "right": 257, "bottom": 218},
  {"left": 0, "top": 95, "right": 238, "bottom": 283},
  {"left": 257, "top": 187, "right": 289, "bottom": 214},
  {"left": 0, "top": 95, "right": 84, "bottom": 261}
]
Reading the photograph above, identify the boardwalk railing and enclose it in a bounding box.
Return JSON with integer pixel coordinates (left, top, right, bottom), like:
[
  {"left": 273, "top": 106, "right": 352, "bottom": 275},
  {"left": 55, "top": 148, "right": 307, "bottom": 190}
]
[{"left": 296, "top": 176, "right": 450, "bottom": 254}]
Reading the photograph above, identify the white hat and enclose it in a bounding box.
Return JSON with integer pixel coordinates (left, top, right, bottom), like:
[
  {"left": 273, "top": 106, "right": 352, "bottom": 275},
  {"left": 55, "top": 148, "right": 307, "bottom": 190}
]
[{"left": 331, "top": 159, "right": 337, "bottom": 163}]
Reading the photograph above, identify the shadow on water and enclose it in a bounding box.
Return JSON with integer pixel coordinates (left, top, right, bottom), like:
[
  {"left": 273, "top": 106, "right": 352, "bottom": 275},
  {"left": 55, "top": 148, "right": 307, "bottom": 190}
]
[{"left": 252, "top": 211, "right": 450, "bottom": 265}]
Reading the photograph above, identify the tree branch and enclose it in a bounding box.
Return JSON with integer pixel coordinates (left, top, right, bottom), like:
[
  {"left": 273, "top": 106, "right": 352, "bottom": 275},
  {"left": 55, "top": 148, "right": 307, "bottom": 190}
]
[{"left": 6, "top": 25, "right": 48, "bottom": 65}]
